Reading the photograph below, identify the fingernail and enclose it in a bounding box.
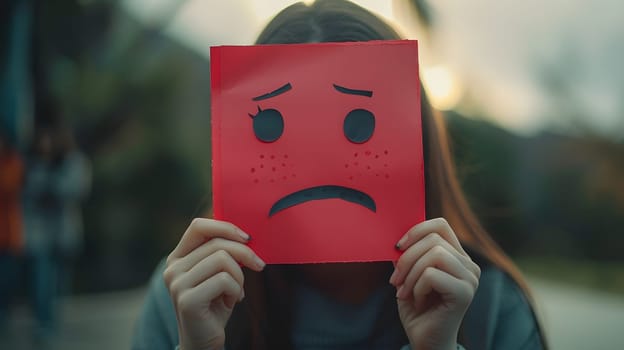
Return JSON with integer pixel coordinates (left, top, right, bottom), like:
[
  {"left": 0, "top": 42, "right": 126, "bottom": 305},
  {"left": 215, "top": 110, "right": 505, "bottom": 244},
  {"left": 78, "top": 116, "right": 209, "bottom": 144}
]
[
  {"left": 237, "top": 228, "right": 250, "bottom": 241},
  {"left": 396, "top": 236, "right": 407, "bottom": 250},
  {"left": 254, "top": 255, "right": 266, "bottom": 269},
  {"left": 239, "top": 289, "right": 245, "bottom": 301},
  {"left": 396, "top": 285, "right": 404, "bottom": 298}
]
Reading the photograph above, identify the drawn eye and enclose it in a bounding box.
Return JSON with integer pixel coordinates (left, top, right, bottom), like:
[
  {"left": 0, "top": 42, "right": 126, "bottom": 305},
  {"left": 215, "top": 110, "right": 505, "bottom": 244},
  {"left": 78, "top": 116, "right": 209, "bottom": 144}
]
[
  {"left": 251, "top": 108, "right": 284, "bottom": 142},
  {"left": 343, "top": 109, "right": 375, "bottom": 143}
]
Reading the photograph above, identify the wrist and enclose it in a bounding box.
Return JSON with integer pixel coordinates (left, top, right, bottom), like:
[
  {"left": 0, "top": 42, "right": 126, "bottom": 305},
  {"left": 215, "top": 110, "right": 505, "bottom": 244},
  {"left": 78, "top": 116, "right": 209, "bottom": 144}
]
[
  {"left": 407, "top": 344, "right": 459, "bottom": 350},
  {"left": 177, "top": 344, "right": 225, "bottom": 350},
  {"left": 406, "top": 327, "right": 459, "bottom": 350}
]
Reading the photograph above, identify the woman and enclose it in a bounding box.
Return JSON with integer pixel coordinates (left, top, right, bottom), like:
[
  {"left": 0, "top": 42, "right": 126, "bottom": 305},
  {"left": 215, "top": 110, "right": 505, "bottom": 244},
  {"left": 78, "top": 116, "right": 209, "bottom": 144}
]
[
  {"left": 133, "top": 1, "right": 546, "bottom": 349},
  {"left": 0, "top": 132, "right": 24, "bottom": 328},
  {"left": 22, "top": 124, "right": 91, "bottom": 337}
]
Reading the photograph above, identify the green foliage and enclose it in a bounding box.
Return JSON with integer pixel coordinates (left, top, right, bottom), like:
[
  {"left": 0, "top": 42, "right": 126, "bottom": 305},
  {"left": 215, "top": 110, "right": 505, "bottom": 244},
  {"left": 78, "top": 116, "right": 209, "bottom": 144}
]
[
  {"left": 446, "top": 112, "right": 624, "bottom": 262},
  {"left": 36, "top": 3, "right": 212, "bottom": 291},
  {"left": 518, "top": 257, "right": 624, "bottom": 295}
]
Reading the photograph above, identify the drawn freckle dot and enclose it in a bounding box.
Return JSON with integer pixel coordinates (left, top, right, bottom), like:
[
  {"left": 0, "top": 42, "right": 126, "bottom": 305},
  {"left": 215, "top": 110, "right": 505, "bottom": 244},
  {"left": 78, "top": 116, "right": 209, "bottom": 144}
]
[
  {"left": 282, "top": 163, "right": 286, "bottom": 167},
  {"left": 367, "top": 165, "right": 371, "bottom": 170},
  {"left": 365, "top": 150, "right": 371, "bottom": 156},
  {"left": 270, "top": 155, "right": 275, "bottom": 159},
  {"left": 250, "top": 168, "right": 255, "bottom": 173},
  {"left": 375, "top": 154, "right": 379, "bottom": 159},
  {"left": 260, "top": 154, "right": 265, "bottom": 159},
  {"left": 260, "top": 164, "right": 264, "bottom": 168},
  {"left": 282, "top": 176, "right": 287, "bottom": 180},
  {"left": 349, "top": 176, "right": 353, "bottom": 180},
  {"left": 345, "top": 164, "right": 349, "bottom": 168},
  {"left": 284, "top": 154, "right": 288, "bottom": 159},
  {"left": 384, "top": 150, "right": 388, "bottom": 155},
  {"left": 272, "top": 167, "right": 276, "bottom": 172},
  {"left": 376, "top": 173, "right": 379, "bottom": 177},
  {"left": 385, "top": 174, "right": 390, "bottom": 179},
  {"left": 254, "top": 179, "right": 259, "bottom": 183},
  {"left": 384, "top": 163, "right": 388, "bottom": 167},
  {"left": 354, "top": 152, "right": 358, "bottom": 157}
]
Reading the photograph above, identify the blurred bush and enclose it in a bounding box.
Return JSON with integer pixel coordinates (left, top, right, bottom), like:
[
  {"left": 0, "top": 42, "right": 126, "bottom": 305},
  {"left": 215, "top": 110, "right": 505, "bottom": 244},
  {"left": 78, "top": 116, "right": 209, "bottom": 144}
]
[
  {"left": 447, "top": 112, "right": 624, "bottom": 262},
  {"left": 25, "top": 0, "right": 212, "bottom": 291}
]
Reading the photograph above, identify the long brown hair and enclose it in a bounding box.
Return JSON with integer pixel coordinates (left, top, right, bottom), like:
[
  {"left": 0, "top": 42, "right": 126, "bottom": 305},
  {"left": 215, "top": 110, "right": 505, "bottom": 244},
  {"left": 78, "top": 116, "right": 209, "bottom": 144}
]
[{"left": 224, "top": 1, "right": 545, "bottom": 349}]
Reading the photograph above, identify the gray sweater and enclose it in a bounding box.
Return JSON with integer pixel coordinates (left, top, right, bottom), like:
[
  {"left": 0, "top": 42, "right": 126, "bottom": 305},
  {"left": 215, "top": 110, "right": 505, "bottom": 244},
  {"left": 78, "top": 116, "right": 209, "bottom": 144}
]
[{"left": 132, "top": 258, "right": 544, "bottom": 350}]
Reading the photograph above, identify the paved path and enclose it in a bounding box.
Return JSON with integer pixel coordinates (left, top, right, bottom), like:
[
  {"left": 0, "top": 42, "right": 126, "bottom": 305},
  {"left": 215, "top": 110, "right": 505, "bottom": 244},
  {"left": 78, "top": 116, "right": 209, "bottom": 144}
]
[
  {"left": 529, "top": 277, "right": 624, "bottom": 350},
  {"left": 1, "top": 277, "right": 623, "bottom": 349},
  {"left": 0, "top": 288, "right": 145, "bottom": 350}
]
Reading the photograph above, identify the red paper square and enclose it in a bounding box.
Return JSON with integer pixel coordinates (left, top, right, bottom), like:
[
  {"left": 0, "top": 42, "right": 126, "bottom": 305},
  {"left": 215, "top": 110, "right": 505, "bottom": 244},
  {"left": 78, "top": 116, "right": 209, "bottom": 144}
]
[{"left": 211, "top": 40, "right": 424, "bottom": 264}]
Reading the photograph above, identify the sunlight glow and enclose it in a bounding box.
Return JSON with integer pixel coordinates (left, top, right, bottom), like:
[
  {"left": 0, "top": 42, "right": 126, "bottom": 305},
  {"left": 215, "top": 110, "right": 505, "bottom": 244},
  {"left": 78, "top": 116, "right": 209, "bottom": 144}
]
[
  {"left": 422, "top": 65, "right": 463, "bottom": 111},
  {"left": 251, "top": 0, "right": 298, "bottom": 23}
]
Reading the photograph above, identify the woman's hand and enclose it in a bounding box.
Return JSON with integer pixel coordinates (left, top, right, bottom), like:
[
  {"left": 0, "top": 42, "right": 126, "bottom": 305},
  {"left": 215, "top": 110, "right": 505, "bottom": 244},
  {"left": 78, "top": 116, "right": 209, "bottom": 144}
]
[
  {"left": 389, "top": 218, "right": 481, "bottom": 350},
  {"left": 163, "top": 218, "right": 266, "bottom": 350}
]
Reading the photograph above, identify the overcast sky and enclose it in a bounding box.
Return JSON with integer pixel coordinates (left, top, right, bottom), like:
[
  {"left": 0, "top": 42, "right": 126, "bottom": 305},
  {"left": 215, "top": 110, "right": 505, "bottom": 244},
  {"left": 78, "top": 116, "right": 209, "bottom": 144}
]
[
  {"left": 122, "top": 0, "right": 624, "bottom": 138},
  {"left": 427, "top": 0, "right": 624, "bottom": 137}
]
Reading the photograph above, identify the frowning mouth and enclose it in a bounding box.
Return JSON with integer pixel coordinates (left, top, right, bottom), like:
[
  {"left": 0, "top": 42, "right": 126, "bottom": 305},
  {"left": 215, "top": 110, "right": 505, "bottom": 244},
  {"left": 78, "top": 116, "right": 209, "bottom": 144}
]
[{"left": 268, "top": 185, "right": 376, "bottom": 217}]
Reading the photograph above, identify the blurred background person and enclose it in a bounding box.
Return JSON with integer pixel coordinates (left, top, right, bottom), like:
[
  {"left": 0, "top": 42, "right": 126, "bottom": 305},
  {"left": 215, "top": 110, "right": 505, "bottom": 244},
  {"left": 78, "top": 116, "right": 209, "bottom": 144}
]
[
  {"left": 21, "top": 113, "right": 91, "bottom": 339},
  {"left": 0, "top": 130, "right": 24, "bottom": 332}
]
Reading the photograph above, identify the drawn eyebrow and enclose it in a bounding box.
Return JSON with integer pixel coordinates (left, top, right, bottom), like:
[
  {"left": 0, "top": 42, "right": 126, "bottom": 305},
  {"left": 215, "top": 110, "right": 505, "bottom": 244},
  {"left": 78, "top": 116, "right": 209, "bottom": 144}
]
[
  {"left": 333, "top": 84, "right": 373, "bottom": 97},
  {"left": 252, "top": 83, "right": 293, "bottom": 101}
]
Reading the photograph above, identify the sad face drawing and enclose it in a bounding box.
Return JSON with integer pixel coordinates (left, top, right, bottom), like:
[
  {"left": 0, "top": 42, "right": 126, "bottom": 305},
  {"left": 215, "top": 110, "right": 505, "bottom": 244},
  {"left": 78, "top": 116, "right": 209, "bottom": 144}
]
[{"left": 211, "top": 41, "right": 424, "bottom": 264}]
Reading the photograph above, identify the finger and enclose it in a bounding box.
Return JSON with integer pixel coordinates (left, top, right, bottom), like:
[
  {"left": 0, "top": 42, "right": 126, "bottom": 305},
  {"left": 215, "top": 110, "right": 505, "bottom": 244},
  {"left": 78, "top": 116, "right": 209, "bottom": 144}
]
[
  {"left": 169, "top": 218, "right": 250, "bottom": 259},
  {"left": 177, "top": 272, "right": 242, "bottom": 315},
  {"left": 410, "top": 267, "right": 474, "bottom": 314},
  {"left": 168, "top": 238, "right": 265, "bottom": 277},
  {"left": 396, "top": 245, "right": 478, "bottom": 299},
  {"left": 168, "top": 250, "right": 245, "bottom": 300},
  {"left": 391, "top": 233, "right": 478, "bottom": 286},
  {"left": 164, "top": 239, "right": 265, "bottom": 287},
  {"left": 395, "top": 217, "right": 466, "bottom": 255}
]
